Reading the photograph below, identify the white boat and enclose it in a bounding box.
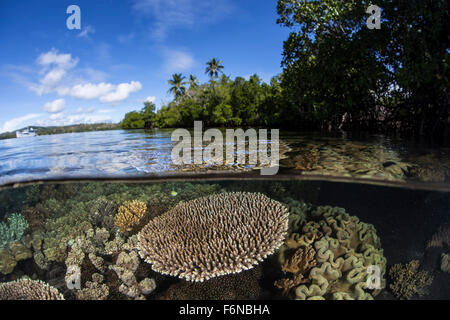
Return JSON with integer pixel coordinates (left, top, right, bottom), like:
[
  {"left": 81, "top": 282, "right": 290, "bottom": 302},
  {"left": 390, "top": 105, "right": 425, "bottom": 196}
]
[{"left": 16, "top": 127, "right": 37, "bottom": 138}]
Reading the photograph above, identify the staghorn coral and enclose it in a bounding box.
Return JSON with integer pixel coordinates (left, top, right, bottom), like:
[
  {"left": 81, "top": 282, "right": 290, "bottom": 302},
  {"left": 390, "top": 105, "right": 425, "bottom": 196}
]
[
  {"left": 389, "top": 260, "right": 433, "bottom": 299},
  {"left": 138, "top": 192, "right": 289, "bottom": 282},
  {"left": 275, "top": 203, "right": 386, "bottom": 300},
  {"left": 114, "top": 200, "right": 147, "bottom": 234},
  {"left": 0, "top": 278, "right": 64, "bottom": 300}
]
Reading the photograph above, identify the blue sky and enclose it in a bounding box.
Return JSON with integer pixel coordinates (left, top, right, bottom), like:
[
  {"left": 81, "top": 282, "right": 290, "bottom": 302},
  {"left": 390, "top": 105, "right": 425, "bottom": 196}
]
[{"left": 0, "top": 0, "right": 290, "bottom": 133}]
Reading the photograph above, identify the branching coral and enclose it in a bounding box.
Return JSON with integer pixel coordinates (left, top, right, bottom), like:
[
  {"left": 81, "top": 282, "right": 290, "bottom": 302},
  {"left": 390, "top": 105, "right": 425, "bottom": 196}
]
[
  {"left": 0, "top": 278, "right": 64, "bottom": 300},
  {"left": 138, "top": 192, "right": 289, "bottom": 282},
  {"left": 389, "top": 260, "right": 433, "bottom": 299},
  {"left": 0, "top": 213, "right": 29, "bottom": 249},
  {"left": 114, "top": 200, "right": 147, "bottom": 233},
  {"left": 275, "top": 203, "right": 386, "bottom": 300}
]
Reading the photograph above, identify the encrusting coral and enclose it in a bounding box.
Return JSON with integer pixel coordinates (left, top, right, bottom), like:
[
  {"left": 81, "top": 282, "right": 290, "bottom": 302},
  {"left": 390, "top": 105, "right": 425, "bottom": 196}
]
[
  {"left": 114, "top": 200, "right": 147, "bottom": 234},
  {"left": 389, "top": 260, "right": 433, "bottom": 299},
  {"left": 138, "top": 192, "right": 289, "bottom": 282},
  {"left": 275, "top": 203, "right": 387, "bottom": 300},
  {"left": 0, "top": 278, "right": 64, "bottom": 300}
]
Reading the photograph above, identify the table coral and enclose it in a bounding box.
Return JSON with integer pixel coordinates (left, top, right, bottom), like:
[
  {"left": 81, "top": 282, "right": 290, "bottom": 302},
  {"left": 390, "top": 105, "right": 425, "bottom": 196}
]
[
  {"left": 275, "top": 202, "right": 387, "bottom": 300},
  {"left": 389, "top": 260, "right": 433, "bottom": 299},
  {"left": 138, "top": 192, "right": 289, "bottom": 282}
]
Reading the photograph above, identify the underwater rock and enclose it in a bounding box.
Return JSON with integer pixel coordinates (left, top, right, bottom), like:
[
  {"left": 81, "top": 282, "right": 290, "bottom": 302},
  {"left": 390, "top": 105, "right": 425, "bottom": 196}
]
[
  {"left": 275, "top": 203, "right": 387, "bottom": 300},
  {"left": 389, "top": 260, "right": 433, "bottom": 299},
  {"left": 440, "top": 254, "right": 450, "bottom": 273},
  {"left": 138, "top": 192, "right": 289, "bottom": 282},
  {"left": 0, "top": 278, "right": 64, "bottom": 300}
]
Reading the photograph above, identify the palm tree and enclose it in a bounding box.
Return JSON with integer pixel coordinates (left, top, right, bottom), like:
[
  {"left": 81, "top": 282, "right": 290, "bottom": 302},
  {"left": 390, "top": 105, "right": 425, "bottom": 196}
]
[
  {"left": 188, "top": 75, "right": 199, "bottom": 89},
  {"left": 168, "top": 73, "right": 187, "bottom": 99},
  {"left": 205, "top": 58, "right": 224, "bottom": 79}
]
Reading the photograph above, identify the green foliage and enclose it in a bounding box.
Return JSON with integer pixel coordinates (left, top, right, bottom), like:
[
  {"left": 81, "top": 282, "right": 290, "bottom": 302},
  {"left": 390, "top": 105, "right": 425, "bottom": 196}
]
[
  {"left": 168, "top": 73, "right": 187, "bottom": 99},
  {"left": 277, "top": 0, "right": 449, "bottom": 136},
  {"left": 120, "top": 102, "right": 157, "bottom": 129},
  {"left": 205, "top": 58, "right": 224, "bottom": 78}
]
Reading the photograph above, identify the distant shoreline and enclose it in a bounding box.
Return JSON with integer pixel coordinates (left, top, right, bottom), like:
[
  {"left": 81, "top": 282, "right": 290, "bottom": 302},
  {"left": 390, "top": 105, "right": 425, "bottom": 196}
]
[{"left": 0, "top": 123, "right": 120, "bottom": 140}]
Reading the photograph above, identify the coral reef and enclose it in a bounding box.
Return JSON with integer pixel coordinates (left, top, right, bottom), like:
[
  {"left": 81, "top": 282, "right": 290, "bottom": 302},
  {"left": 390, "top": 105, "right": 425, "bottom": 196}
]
[
  {"left": 275, "top": 203, "right": 386, "bottom": 300},
  {"left": 75, "top": 273, "right": 109, "bottom": 300},
  {"left": 427, "top": 226, "right": 450, "bottom": 248},
  {"left": 161, "top": 266, "right": 263, "bottom": 300},
  {"left": 138, "top": 192, "right": 289, "bottom": 282},
  {"left": 274, "top": 246, "right": 317, "bottom": 295},
  {"left": 0, "top": 241, "right": 33, "bottom": 275},
  {"left": 389, "top": 260, "right": 433, "bottom": 299},
  {"left": 441, "top": 254, "right": 450, "bottom": 273},
  {"left": 0, "top": 278, "right": 64, "bottom": 300},
  {"left": 0, "top": 213, "right": 29, "bottom": 249},
  {"left": 88, "top": 196, "right": 117, "bottom": 230},
  {"left": 114, "top": 200, "right": 147, "bottom": 234},
  {"left": 109, "top": 250, "right": 156, "bottom": 299}
]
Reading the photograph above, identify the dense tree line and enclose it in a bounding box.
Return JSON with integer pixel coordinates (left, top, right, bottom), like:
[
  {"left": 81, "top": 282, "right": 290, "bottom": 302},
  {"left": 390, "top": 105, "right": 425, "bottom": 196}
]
[{"left": 122, "top": 1, "right": 449, "bottom": 140}]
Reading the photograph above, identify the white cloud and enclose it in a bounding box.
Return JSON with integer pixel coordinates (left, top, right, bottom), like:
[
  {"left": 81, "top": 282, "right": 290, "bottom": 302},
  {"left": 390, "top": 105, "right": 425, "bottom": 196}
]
[
  {"left": 77, "top": 25, "right": 95, "bottom": 38},
  {"left": 37, "top": 49, "right": 78, "bottom": 69},
  {"left": 164, "top": 49, "right": 195, "bottom": 73},
  {"left": 31, "top": 49, "right": 79, "bottom": 95},
  {"left": 43, "top": 99, "right": 66, "bottom": 113},
  {"left": 132, "top": 0, "right": 233, "bottom": 40},
  {"left": 70, "top": 83, "right": 115, "bottom": 100},
  {"left": 0, "top": 114, "right": 41, "bottom": 133},
  {"left": 98, "top": 109, "right": 113, "bottom": 114},
  {"left": 143, "top": 96, "right": 156, "bottom": 103},
  {"left": 74, "top": 107, "right": 95, "bottom": 114},
  {"left": 99, "top": 81, "right": 142, "bottom": 103}
]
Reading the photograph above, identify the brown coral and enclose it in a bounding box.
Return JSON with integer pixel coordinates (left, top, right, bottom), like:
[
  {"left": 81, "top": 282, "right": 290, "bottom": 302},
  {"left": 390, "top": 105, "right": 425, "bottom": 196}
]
[
  {"left": 275, "top": 246, "right": 317, "bottom": 295},
  {"left": 138, "top": 192, "right": 289, "bottom": 282},
  {"left": 0, "top": 278, "right": 64, "bottom": 300},
  {"left": 114, "top": 200, "right": 147, "bottom": 233},
  {"left": 389, "top": 260, "right": 433, "bottom": 299}
]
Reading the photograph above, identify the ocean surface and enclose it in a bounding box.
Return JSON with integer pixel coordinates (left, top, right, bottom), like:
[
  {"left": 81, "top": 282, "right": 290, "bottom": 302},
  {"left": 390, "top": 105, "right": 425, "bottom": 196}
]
[{"left": 0, "top": 129, "right": 449, "bottom": 188}]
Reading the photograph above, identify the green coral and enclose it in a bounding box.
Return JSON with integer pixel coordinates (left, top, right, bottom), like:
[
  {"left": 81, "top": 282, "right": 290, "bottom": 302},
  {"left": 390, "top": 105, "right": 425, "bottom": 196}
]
[
  {"left": 276, "top": 203, "right": 387, "bottom": 300},
  {"left": 0, "top": 213, "right": 29, "bottom": 249},
  {"left": 389, "top": 260, "right": 433, "bottom": 299}
]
